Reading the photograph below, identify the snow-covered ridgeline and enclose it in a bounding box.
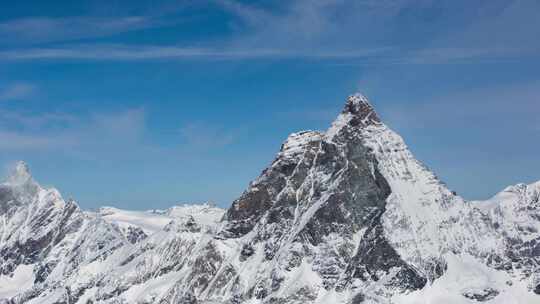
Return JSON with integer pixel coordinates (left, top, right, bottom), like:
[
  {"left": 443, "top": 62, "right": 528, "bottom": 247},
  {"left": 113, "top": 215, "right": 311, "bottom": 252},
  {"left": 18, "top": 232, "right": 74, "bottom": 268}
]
[
  {"left": 324, "top": 93, "right": 540, "bottom": 299},
  {"left": 359, "top": 124, "right": 502, "bottom": 259},
  {"left": 97, "top": 203, "right": 224, "bottom": 241}
]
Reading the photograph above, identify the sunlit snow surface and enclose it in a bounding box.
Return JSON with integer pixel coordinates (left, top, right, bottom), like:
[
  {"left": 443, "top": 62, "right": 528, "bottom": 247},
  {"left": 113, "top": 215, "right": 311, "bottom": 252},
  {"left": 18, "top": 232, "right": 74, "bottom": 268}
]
[
  {"left": 0, "top": 264, "right": 34, "bottom": 298},
  {"left": 97, "top": 203, "right": 224, "bottom": 236},
  {"left": 393, "top": 254, "right": 539, "bottom": 304}
]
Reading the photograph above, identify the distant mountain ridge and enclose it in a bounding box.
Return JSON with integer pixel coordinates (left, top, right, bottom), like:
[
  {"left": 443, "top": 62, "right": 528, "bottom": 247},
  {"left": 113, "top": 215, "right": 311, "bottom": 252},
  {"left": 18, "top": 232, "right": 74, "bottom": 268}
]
[{"left": 0, "top": 93, "right": 538, "bottom": 303}]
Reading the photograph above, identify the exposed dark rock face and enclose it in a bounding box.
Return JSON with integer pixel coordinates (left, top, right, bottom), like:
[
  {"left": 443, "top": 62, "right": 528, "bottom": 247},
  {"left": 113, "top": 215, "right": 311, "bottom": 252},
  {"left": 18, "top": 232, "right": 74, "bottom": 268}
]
[
  {"left": 350, "top": 293, "right": 365, "bottom": 304},
  {"left": 219, "top": 94, "right": 427, "bottom": 301},
  {"left": 341, "top": 94, "right": 381, "bottom": 127},
  {"left": 463, "top": 288, "right": 500, "bottom": 301},
  {"left": 124, "top": 226, "right": 148, "bottom": 244},
  {"left": 340, "top": 213, "right": 427, "bottom": 292},
  {"left": 223, "top": 130, "right": 323, "bottom": 238}
]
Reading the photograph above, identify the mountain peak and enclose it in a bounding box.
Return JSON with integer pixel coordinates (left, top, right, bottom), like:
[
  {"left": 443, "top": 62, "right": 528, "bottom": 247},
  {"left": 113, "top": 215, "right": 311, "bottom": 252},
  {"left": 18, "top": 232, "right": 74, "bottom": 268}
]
[
  {"left": 342, "top": 93, "right": 381, "bottom": 125},
  {"left": 6, "top": 161, "right": 33, "bottom": 186},
  {"left": 326, "top": 93, "right": 381, "bottom": 139}
]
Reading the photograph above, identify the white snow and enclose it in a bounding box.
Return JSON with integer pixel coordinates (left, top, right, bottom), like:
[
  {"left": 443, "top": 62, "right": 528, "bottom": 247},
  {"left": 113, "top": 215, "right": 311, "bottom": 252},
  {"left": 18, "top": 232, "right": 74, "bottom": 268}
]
[
  {"left": 99, "top": 206, "right": 174, "bottom": 235},
  {"left": 0, "top": 264, "right": 34, "bottom": 298},
  {"left": 98, "top": 203, "right": 225, "bottom": 236},
  {"left": 123, "top": 270, "right": 180, "bottom": 302},
  {"left": 279, "top": 131, "right": 322, "bottom": 160},
  {"left": 394, "top": 253, "right": 539, "bottom": 304}
]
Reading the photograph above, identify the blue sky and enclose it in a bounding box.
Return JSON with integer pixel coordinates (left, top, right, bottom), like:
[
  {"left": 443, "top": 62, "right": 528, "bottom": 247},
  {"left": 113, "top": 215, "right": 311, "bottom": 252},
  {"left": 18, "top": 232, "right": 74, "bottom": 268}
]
[{"left": 0, "top": 0, "right": 539, "bottom": 210}]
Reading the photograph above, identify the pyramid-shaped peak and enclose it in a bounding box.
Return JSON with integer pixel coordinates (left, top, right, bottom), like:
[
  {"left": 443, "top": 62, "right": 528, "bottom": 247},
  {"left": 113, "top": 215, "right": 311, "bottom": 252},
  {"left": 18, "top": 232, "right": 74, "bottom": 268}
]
[
  {"left": 342, "top": 93, "right": 380, "bottom": 123},
  {"left": 325, "top": 93, "right": 382, "bottom": 140},
  {"left": 346, "top": 92, "right": 370, "bottom": 105},
  {"left": 6, "top": 161, "right": 33, "bottom": 185}
]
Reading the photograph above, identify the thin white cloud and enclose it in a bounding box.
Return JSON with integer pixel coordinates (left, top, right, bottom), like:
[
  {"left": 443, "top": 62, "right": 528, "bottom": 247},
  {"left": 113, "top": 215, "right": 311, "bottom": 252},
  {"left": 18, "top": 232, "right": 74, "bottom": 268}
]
[
  {"left": 0, "top": 108, "right": 148, "bottom": 153},
  {"left": 0, "top": 104, "right": 241, "bottom": 159},
  {"left": 218, "top": 0, "right": 398, "bottom": 56},
  {"left": 1, "top": 1, "right": 536, "bottom": 63},
  {"left": 0, "top": 44, "right": 391, "bottom": 61},
  {"left": 387, "top": 47, "right": 539, "bottom": 65},
  {"left": 1, "top": 43, "right": 536, "bottom": 63},
  {"left": 0, "top": 83, "right": 37, "bottom": 101},
  {"left": 0, "top": 131, "right": 65, "bottom": 150},
  {"left": 217, "top": 0, "right": 540, "bottom": 64},
  {"left": 0, "top": 110, "right": 76, "bottom": 129},
  {"left": 0, "top": 45, "right": 272, "bottom": 60},
  {"left": 0, "top": 16, "right": 157, "bottom": 45},
  {"left": 400, "top": 0, "right": 540, "bottom": 65}
]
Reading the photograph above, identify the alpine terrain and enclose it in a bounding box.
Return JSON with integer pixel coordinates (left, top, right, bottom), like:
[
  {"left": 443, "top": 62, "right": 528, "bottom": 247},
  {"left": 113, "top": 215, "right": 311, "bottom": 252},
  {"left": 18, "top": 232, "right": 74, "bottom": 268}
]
[{"left": 0, "top": 94, "right": 539, "bottom": 304}]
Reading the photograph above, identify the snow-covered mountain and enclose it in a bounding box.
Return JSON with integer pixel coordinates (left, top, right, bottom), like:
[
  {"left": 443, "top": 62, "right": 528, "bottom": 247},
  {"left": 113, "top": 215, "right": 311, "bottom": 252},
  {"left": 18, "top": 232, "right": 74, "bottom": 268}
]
[
  {"left": 97, "top": 204, "right": 223, "bottom": 243},
  {"left": 0, "top": 94, "right": 538, "bottom": 303}
]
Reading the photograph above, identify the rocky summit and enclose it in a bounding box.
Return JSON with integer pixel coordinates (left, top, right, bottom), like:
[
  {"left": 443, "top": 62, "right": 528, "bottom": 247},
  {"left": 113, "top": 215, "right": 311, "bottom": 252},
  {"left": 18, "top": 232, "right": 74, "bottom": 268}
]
[{"left": 0, "top": 94, "right": 539, "bottom": 304}]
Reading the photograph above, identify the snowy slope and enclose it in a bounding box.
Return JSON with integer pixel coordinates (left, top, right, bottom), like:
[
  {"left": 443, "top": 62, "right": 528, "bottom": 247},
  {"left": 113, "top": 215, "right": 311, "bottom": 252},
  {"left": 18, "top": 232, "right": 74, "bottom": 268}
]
[
  {"left": 98, "top": 204, "right": 225, "bottom": 243},
  {"left": 0, "top": 93, "right": 538, "bottom": 303},
  {"left": 98, "top": 207, "right": 173, "bottom": 240},
  {"left": 0, "top": 162, "right": 128, "bottom": 303}
]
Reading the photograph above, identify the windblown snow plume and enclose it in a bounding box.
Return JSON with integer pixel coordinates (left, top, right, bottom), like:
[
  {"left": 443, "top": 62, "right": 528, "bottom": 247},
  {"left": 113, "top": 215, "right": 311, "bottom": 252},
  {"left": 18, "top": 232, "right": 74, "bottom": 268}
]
[{"left": 0, "top": 94, "right": 538, "bottom": 303}]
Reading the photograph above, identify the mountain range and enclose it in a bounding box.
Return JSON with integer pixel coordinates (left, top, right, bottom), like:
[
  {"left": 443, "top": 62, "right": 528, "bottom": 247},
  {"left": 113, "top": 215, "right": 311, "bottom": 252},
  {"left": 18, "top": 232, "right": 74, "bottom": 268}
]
[{"left": 0, "top": 94, "right": 538, "bottom": 303}]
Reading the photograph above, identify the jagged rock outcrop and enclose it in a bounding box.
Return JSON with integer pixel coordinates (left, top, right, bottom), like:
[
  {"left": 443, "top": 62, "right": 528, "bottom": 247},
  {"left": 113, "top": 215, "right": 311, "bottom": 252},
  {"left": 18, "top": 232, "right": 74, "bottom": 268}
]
[
  {"left": 0, "top": 94, "right": 539, "bottom": 303},
  {"left": 0, "top": 162, "right": 127, "bottom": 303}
]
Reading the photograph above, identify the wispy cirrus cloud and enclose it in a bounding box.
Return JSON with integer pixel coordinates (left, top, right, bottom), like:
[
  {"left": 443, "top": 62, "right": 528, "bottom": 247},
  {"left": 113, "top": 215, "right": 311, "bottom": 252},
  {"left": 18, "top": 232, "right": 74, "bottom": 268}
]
[
  {"left": 0, "top": 43, "right": 391, "bottom": 61},
  {"left": 0, "top": 110, "right": 75, "bottom": 130},
  {"left": 0, "top": 16, "right": 158, "bottom": 45},
  {"left": 1, "top": 43, "right": 537, "bottom": 63},
  {"left": 0, "top": 106, "right": 241, "bottom": 157},
  {"left": 0, "top": 83, "right": 37, "bottom": 101},
  {"left": 0, "top": 107, "right": 148, "bottom": 155},
  {"left": 223, "top": 0, "right": 540, "bottom": 63},
  {"left": 1, "top": 0, "right": 537, "bottom": 63},
  {"left": 0, "top": 44, "right": 282, "bottom": 60},
  {"left": 0, "top": 130, "right": 64, "bottom": 150},
  {"left": 400, "top": 0, "right": 540, "bottom": 65},
  {"left": 396, "top": 47, "right": 540, "bottom": 65}
]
